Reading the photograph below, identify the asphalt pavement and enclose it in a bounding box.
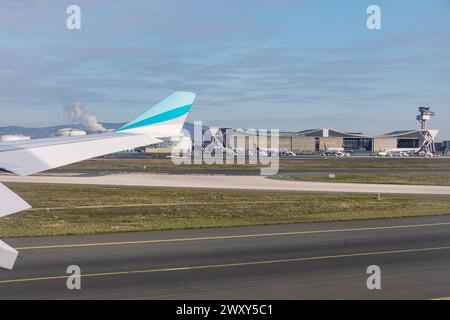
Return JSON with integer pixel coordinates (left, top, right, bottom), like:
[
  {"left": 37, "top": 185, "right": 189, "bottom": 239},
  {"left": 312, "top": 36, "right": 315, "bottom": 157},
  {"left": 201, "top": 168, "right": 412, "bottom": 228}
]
[{"left": 1, "top": 215, "right": 450, "bottom": 299}]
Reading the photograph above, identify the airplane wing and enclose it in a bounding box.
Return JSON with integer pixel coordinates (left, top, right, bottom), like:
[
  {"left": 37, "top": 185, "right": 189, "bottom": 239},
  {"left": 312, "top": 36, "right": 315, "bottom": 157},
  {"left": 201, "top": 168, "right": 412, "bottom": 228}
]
[
  {"left": 0, "top": 132, "right": 162, "bottom": 176},
  {"left": 0, "top": 91, "right": 196, "bottom": 269}
]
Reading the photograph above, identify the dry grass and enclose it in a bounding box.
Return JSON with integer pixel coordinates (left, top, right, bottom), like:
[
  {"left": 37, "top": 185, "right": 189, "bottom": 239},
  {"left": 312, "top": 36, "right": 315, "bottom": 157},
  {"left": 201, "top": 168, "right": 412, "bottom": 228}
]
[
  {"left": 1, "top": 183, "right": 449, "bottom": 237},
  {"left": 60, "top": 157, "right": 450, "bottom": 171},
  {"left": 297, "top": 172, "right": 450, "bottom": 186}
]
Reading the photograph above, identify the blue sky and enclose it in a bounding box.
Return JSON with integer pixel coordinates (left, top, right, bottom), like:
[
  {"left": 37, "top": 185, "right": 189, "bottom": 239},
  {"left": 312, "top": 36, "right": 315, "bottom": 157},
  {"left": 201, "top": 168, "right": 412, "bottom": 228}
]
[{"left": 0, "top": 0, "right": 449, "bottom": 137}]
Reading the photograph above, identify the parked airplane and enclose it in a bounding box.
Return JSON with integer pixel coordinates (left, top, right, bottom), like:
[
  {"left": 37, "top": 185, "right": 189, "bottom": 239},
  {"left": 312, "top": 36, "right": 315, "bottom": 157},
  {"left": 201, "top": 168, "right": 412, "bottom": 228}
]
[
  {"left": 325, "top": 147, "right": 346, "bottom": 157},
  {"left": 378, "top": 148, "right": 419, "bottom": 157},
  {"left": 0, "top": 91, "right": 196, "bottom": 270},
  {"left": 256, "top": 146, "right": 296, "bottom": 156}
]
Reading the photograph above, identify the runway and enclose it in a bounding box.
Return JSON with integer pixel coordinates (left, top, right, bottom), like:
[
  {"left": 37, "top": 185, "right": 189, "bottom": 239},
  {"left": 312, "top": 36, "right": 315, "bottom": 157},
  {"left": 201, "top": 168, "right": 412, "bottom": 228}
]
[
  {"left": 1, "top": 215, "right": 450, "bottom": 299},
  {"left": 2, "top": 173, "right": 450, "bottom": 195}
]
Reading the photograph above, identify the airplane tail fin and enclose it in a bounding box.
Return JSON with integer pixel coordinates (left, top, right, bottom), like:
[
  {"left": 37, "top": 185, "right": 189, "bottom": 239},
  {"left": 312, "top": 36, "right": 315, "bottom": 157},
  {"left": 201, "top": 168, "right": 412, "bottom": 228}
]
[{"left": 117, "top": 92, "right": 196, "bottom": 137}]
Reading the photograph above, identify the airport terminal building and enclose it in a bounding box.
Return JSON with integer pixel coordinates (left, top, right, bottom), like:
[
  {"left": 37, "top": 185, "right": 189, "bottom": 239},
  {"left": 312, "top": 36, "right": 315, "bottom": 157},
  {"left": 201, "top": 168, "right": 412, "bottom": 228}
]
[
  {"left": 142, "top": 108, "right": 441, "bottom": 156},
  {"left": 204, "top": 127, "right": 432, "bottom": 155},
  {"left": 217, "top": 107, "right": 440, "bottom": 155},
  {"left": 276, "top": 129, "right": 427, "bottom": 154}
]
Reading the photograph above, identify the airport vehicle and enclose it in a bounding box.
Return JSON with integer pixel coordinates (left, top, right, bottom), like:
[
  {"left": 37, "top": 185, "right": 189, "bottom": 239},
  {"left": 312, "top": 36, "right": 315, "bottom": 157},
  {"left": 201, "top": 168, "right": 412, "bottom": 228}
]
[{"left": 0, "top": 91, "right": 196, "bottom": 270}]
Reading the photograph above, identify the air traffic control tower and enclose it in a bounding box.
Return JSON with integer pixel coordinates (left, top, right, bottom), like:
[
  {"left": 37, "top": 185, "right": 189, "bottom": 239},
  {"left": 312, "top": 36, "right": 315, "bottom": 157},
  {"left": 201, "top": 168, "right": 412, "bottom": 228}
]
[{"left": 416, "top": 107, "right": 438, "bottom": 157}]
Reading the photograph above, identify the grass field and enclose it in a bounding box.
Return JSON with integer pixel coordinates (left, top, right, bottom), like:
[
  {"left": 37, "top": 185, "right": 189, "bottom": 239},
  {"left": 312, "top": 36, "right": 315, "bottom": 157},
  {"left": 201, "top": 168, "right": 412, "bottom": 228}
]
[
  {"left": 61, "top": 157, "right": 450, "bottom": 171},
  {"left": 1, "top": 183, "right": 450, "bottom": 237},
  {"left": 297, "top": 172, "right": 450, "bottom": 186}
]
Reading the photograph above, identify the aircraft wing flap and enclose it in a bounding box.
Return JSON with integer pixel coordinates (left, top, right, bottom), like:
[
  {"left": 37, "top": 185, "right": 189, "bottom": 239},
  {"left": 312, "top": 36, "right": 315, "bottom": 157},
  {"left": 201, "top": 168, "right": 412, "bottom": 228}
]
[
  {"left": 0, "top": 183, "right": 32, "bottom": 217},
  {"left": 0, "top": 183, "right": 28, "bottom": 269},
  {"left": 0, "top": 240, "right": 18, "bottom": 270}
]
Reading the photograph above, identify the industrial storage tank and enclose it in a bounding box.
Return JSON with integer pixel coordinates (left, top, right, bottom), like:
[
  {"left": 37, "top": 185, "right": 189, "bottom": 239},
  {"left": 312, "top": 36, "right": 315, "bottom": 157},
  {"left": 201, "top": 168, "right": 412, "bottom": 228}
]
[
  {"left": 0, "top": 134, "right": 31, "bottom": 142},
  {"left": 55, "top": 128, "right": 87, "bottom": 137}
]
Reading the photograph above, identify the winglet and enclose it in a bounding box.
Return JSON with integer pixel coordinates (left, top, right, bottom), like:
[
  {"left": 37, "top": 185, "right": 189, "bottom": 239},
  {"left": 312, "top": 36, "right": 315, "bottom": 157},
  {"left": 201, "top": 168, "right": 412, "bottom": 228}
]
[{"left": 117, "top": 92, "right": 196, "bottom": 137}]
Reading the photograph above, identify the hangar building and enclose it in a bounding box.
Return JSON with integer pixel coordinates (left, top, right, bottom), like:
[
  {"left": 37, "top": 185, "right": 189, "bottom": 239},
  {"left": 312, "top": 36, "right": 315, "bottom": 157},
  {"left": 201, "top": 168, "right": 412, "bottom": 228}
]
[
  {"left": 237, "top": 107, "right": 438, "bottom": 155},
  {"left": 276, "top": 129, "right": 428, "bottom": 154}
]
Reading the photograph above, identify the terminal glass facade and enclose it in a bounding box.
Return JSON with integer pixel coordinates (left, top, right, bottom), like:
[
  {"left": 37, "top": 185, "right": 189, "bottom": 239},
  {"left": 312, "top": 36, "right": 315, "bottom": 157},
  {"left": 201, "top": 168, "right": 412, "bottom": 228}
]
[{"left": 343, "top": 138, "right": 373, "bottom": 151}]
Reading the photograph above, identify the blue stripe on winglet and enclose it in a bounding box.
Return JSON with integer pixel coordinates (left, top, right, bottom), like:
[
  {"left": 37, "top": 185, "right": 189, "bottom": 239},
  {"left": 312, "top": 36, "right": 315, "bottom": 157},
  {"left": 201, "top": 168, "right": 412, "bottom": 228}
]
[{"left": 117, "top": 104, "right": 192, "bottom": 131}]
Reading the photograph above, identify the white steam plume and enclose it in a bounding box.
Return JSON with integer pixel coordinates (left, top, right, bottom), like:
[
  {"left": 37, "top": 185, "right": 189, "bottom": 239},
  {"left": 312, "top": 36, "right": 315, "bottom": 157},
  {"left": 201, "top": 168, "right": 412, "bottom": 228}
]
[{"left": 65, "top": 102, "right": 106, "bottom": 132}]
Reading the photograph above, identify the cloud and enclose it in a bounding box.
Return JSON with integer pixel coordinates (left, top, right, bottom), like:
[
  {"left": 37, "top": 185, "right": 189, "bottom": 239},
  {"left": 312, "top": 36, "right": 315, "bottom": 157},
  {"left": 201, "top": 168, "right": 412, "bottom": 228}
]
[{"left": 0, "top": 1, "right": 449, "bottom": 137}]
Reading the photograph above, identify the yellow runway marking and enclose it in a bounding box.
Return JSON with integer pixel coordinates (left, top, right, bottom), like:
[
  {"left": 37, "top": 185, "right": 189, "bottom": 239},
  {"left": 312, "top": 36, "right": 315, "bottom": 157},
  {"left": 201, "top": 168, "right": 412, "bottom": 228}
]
[
  {"left": 16, "top": 221, "right": 450, "bottom": 251},
  {"left": 2, "top": 245, "right": 450, "bottom": 285}
]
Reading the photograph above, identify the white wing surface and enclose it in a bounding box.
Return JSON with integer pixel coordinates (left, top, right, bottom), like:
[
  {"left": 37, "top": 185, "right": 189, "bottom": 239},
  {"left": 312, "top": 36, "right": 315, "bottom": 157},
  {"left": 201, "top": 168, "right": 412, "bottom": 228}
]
[{"left": 0, "top": 133, "right": 161, "bottom": 176}]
